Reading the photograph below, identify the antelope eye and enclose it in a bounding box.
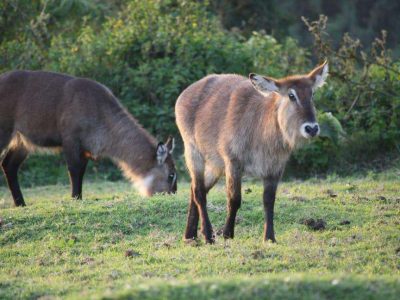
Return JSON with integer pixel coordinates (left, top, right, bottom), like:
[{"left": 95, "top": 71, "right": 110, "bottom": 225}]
[
  {"left": 168, "top": 173, "right": 176, "bottom": 184},
  {"left": 288, "top": 93, "right": 296, "bottom": 101}
]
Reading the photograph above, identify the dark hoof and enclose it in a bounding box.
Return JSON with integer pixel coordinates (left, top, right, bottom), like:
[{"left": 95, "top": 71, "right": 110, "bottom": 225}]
[
  {"left": 183, "top": 230, "right": 198, "bottom": 241},
  {"left": 15, "top": 202, "right": 26, "bottom": 207},
  {"left": 223, "top": 230, "right": 234, "bottom": 240},
  {"left": 203, "top": 231, "right": 215, "bottom": 244},
  {"left": 201, "top": 227, "right": 215, "bottom": 244}
]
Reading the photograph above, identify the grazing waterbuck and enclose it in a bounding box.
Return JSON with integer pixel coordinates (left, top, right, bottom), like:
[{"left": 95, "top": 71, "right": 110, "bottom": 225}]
[
  {"left": 0, "top": 70, "right": 177, "bottom": 206},
  {"left": 175, "top": 61, "right": 328, "bottom": 243}
]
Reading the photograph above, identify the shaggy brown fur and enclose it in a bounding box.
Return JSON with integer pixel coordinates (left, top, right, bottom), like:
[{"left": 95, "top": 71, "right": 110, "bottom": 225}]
[
  {"left": 0, "top": 70, "right": 176, "bottom": 206},
  {"left": 176, "top": 62, "right": 328, "bottom": 243}
]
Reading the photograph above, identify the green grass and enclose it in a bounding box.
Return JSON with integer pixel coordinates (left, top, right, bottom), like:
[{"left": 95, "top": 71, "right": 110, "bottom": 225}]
[{"left": 0, "top": 170, "right": 399, "bottom": 299}]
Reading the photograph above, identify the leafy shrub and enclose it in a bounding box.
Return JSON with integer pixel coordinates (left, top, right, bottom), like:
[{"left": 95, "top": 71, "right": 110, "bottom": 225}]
[
  {"left": 46, "top": 1, "right": 311, "bottom": 139},
  {"left": 291, "top": 112, "right": 345, "bottom": 174},
  {"left": 0, "top": 2, "right": 398, "bottom": 186},
  {"left": 0, "top": 0, "right": 311, "bottom": 184},
  {"left": 296, "top": 15, "right": 400, "bottom": 173}
]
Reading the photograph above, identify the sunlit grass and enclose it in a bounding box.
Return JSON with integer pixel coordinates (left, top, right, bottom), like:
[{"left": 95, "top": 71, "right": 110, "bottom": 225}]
[{"left": 0, "top": 172, "right": 399, "bottom": 299}]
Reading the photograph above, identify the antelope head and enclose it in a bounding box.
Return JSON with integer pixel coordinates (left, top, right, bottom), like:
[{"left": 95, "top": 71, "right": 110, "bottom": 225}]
[{"left": 249, "top": 61, "right": 329, "bottom": 148}]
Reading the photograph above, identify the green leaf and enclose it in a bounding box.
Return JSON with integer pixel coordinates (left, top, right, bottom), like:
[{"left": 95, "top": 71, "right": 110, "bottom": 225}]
[{"left": 318, "top": 112, "right": 345, "bottom": 145}]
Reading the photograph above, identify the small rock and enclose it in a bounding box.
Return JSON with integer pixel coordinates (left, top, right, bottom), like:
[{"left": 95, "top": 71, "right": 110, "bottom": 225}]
[{"left": 377, "top": 196, "right": 387, "bottom": 201}]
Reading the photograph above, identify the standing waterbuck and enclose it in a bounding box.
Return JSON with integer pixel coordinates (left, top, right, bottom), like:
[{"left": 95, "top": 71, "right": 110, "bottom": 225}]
[
  {"left": 176, "top": 61, "right": 328, "bottom": 243},
  {"left": 0, "top": 70, "right": 177, "bottom": 206}
]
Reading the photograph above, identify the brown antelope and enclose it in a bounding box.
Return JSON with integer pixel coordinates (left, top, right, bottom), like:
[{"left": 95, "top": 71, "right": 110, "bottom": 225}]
[
  {"left": 175, "top": 61, "right": 328, "bottom": 243},
  {"left": 0, "top": 70, "right": 177, "bottom": 206}
]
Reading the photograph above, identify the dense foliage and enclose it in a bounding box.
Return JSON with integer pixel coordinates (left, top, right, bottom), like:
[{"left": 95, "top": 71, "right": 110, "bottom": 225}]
[
  {"left": 211, "top": 0, "right": 400, "bottom": 57},
  {"left": 289, "top": 15, "right": 400, "bottom": 174},
  {"left": 0, "top": 0, "right": 398, "bottom": 183}
]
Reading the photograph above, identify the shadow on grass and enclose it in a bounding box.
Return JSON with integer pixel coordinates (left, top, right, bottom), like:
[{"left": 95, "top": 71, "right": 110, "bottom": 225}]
[{"left": 0, "top": 197, "right": 188, "bottom": 246}]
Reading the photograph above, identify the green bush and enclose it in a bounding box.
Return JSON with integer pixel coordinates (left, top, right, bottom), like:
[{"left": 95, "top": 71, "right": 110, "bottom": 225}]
[
  {"left": 296, "top": 15, "right": 400, "bottom": 174},
  {"left": 45, "top": 1, "right": 310, "bottom": 138},
  {"left": 0, "top": 2, "right": 398, "bottom": 186}
]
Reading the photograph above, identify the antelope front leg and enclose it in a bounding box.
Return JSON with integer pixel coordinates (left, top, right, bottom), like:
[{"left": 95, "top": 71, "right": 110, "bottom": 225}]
[
  {"left": 2, "top": 148, "right": 28, "bottom": 207},
  {"left": 64, "top": 142, "right": 88, "bottom": 200},
  {"left": 263, "top": 177, "right": 279, "bottom": 243},
  {"left": 223, "top": 160, "right": 242, "bottom": 239}
]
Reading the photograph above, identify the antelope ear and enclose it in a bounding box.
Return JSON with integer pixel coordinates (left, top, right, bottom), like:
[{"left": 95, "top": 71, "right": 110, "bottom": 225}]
[
  {"left": 165, "top": 136, "right": 175, "bottom": 154},
  {"left": 309, "top": 60, "right": 329, "bottom": 89},
  {"left": 156, "top": 142, "right": 168, "bottom": 164},
  {"left": 249, "top": 73, "right": 279, "bottom": 95}
]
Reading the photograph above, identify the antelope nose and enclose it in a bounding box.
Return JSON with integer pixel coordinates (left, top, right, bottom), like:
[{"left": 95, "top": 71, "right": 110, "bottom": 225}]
[{"left": 305, "top": 124, "right": 319, "bottom": 137}]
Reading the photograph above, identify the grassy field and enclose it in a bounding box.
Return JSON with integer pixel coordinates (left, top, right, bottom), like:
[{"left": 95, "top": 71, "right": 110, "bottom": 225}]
[{"left": 0, "top": 169, "right": 399, "bottom": 299}]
